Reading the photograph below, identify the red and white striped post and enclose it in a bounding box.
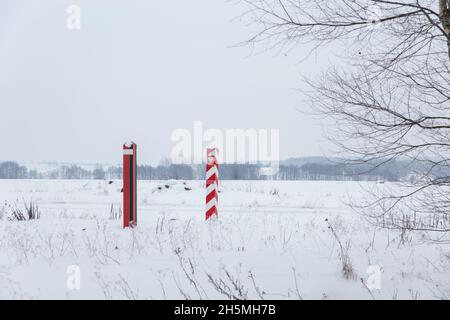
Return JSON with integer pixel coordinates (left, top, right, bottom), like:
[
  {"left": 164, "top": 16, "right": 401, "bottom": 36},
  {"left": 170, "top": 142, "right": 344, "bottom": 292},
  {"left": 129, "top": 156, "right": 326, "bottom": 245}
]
[
  {"left": 206, "top": 148, "right": 219, "bottom": 220},
  {"left": 123, "top": 142, "right": 137, "bottom": 228}
]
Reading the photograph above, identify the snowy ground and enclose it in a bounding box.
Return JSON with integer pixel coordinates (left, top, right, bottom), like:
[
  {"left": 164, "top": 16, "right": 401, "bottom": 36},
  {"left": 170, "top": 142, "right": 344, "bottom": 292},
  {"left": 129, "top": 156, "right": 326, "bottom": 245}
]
[{"left": 0, "top": 179, "right": 449, "bottom": 300}]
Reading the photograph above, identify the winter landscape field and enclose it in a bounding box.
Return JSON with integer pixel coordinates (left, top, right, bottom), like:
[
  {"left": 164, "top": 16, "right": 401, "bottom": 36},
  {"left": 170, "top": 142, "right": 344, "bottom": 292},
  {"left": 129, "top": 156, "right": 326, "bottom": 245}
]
[{"left": 0, "top": 179, "right": 448, "bottom": 300}]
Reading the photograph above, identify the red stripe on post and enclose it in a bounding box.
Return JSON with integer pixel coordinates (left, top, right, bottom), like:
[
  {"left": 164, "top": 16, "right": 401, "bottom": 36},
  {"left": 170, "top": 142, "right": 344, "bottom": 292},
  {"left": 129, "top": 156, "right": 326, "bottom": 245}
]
[
  {"left": 206, "top": 206, "right": 218, "bottom": 220},
  {"left": 206, "top": 189, "right": 217, "bottom": 203}
]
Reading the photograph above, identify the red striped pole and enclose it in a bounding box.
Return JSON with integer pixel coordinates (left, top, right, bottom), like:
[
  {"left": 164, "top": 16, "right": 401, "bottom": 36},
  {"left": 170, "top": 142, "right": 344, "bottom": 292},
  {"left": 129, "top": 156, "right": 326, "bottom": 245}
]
[
  {"left": 123, "top": 142, "right": 137, "bottom": 228},
  {"left": 206, "top": 148, "right": 219, "bottom": 220}
]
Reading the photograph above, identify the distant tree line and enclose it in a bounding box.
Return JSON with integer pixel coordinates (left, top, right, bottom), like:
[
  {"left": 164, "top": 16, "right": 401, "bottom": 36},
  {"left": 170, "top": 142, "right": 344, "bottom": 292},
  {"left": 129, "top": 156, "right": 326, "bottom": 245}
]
[
  {"left": 0, "top": 162, "right": 28, "bottom": 179},
  {"left": 0, "top": 160, "right": 424, "bottom": 182}
]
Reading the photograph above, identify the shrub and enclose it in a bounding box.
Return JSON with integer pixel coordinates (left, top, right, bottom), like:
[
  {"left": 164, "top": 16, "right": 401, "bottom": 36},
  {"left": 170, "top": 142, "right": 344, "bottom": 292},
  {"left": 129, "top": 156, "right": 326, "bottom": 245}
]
[{"left": 7, "top": 200, "right": 40, "bottom": 221}]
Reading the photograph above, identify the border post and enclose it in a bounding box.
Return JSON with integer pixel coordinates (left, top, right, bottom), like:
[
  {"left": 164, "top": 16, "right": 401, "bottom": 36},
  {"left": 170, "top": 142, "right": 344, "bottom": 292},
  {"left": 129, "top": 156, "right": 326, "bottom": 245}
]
[
  {"left": 206, "top": 148, "right": 219, "bottom": 220},
  {"left": 123, "top": 142, "right": 137, "bottom": 228}
]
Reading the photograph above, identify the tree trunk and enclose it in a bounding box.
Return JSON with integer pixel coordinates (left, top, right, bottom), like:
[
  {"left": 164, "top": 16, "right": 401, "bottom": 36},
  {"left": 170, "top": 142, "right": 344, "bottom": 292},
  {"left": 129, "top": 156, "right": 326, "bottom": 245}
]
[{"left": 440, "top": 0, "right": 450, "bottom": 60}]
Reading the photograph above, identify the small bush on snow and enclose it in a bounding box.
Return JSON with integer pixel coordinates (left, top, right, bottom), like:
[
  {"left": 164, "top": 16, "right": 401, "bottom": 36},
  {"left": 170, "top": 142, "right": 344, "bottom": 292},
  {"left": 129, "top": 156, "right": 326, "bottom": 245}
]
[
  {"left": 6, "top": 200, "right": 40, "bottom": 221},
  {"left": 109, "top": 203, "right": 122, "bottom": 220},
  {"left": 326, "top": 218, "right": 356, "bottom": 280}
]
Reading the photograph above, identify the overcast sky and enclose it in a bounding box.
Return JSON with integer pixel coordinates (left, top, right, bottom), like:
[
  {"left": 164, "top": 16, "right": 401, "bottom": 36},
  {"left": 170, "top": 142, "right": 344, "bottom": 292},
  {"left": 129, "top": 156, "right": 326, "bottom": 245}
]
[{"left": 0, "top": 0, "right": 336, "bottom": 165}]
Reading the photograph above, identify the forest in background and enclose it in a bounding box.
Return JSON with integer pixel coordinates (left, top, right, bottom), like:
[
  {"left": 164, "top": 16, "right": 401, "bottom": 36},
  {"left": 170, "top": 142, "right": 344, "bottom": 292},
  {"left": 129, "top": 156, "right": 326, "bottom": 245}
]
[{"left": 0, "top": 157, "right": 427, "bottom": 182}]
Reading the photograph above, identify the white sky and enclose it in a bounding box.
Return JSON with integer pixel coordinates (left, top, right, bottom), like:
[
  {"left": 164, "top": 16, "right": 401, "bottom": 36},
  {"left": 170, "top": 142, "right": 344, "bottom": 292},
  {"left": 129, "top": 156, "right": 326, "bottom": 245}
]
[{"left": 0, "top": 0, "right": 335, "bottom": 165}]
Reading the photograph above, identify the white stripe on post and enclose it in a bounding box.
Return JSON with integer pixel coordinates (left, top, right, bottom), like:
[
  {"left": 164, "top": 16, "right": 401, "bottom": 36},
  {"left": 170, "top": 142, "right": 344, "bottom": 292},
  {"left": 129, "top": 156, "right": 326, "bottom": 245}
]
[
  {"left": 206, "top": 166, "right": 219, "bottom": 180},
  {"left": 206, "top": 183, "right": 217, "bottom": 195},
  {"left": 206, "top": 198, "right": 217, "bottom": 211}
]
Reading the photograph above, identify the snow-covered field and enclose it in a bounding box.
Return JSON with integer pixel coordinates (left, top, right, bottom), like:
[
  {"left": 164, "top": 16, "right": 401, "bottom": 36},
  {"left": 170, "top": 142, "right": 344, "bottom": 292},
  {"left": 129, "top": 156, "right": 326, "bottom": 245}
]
[{"left": 0, "top": 179, "right": 449, "bottom": 300}]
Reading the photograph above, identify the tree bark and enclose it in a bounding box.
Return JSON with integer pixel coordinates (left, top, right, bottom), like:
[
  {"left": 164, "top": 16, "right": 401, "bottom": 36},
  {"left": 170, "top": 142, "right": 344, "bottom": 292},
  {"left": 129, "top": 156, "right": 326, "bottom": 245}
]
[{"left": 440, "top": 0, "right": 450, "bottom": 60}]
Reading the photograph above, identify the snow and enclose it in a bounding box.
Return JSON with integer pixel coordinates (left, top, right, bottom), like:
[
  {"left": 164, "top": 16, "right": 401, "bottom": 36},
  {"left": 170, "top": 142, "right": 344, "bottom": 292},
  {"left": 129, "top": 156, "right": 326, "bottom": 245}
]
[{"left": 0, "top": 179, "right": 449, "bottom": 299}]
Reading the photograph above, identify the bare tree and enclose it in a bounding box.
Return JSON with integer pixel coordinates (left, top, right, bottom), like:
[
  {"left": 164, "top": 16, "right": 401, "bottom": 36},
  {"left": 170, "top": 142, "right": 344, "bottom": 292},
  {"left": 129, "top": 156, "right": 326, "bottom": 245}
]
[{"left": 238, "top": 0, "right": 450, "bottom": 233}]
